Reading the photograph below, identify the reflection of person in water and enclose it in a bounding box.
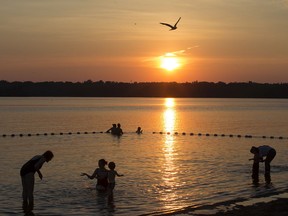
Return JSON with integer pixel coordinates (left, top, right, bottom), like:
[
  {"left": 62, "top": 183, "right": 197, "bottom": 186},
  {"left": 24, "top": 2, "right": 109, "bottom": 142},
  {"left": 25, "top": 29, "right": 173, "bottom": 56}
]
[
  {"left": 136, "top": 127, "right": 142, "bottom": 134},
  {"left": 249, "top": 145, "right": 276, "bottom": 184},
  {"left": 20, "top": 150, "right": 54, "bottom": 213},
  {"left": 106, "top": 124, "right": 117, "bottom": 134},
  {"left": 81, "top": 159, "right": 108, "bottom": 191}
]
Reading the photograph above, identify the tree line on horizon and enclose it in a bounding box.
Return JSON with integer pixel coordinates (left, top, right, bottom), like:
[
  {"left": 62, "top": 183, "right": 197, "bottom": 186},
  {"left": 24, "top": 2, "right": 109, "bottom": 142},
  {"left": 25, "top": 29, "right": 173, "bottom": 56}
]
[{"left": 0, "top": 80, "right": 288, "bottom": 98}]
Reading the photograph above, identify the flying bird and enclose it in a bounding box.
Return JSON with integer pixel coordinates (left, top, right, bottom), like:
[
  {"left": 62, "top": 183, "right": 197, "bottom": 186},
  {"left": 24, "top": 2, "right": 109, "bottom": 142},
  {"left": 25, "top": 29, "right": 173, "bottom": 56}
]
[{"left": 160, "top": 17, "right": 181, "bottom": 31}]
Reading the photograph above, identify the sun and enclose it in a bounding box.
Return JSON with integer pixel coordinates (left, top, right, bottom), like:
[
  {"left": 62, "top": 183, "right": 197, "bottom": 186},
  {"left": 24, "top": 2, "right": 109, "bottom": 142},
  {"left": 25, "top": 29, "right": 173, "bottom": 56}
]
[{"left": 160, "top": 53, "right": 180, "bottom": 71}]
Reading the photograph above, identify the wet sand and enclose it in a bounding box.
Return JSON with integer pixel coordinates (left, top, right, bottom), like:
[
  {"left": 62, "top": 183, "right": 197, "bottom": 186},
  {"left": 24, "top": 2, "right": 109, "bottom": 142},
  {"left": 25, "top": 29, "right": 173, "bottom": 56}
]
[
  {"left": 182, "top": 198, "right": 288, "bottom": 216},
  {"left": 156, "top": 193, "right": 288, "bottom": 216},
  {"left": 192, "top": 198, "right": 288, "bottom": 216}
]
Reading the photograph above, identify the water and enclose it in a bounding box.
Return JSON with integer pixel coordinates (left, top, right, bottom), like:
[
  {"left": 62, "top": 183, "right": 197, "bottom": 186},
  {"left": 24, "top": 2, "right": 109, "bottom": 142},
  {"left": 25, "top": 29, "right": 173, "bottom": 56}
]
[{"left": 0, "top": 97, "right": 288, "bottom": 215}]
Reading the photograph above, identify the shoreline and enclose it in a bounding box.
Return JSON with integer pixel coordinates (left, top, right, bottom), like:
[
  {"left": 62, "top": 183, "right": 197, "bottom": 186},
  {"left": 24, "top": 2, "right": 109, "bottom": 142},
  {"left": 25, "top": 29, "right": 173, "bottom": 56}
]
[
  {"left": 154, "top": 192, "right": 288, "bottom": 216},
  {"left": 194, "top": 198, "right": 288, "bottom": 216},
  {"left": 194, "top": 194, "right": 288, "bottom": 216}
]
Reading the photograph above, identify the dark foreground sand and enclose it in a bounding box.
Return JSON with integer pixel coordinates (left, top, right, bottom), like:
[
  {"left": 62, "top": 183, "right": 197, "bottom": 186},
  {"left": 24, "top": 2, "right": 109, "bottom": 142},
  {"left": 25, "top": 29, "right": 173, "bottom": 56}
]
[
  {"left": 192, "top": 198, "right": 288, "bottom": 216},
  {"left": 152, "top": 197, "right": 288, "bottom": 216}
]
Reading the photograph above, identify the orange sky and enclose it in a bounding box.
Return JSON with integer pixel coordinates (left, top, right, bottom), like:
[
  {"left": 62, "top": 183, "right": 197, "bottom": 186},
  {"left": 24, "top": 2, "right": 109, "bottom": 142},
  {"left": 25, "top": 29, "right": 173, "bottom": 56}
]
[{"left": 1, "top": 0, "right": 288, "bottom": 83}]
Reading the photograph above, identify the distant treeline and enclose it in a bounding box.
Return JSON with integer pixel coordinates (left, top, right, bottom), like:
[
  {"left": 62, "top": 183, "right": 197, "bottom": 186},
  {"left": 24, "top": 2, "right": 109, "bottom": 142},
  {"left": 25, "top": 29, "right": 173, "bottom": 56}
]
[{"left": 0, "top": 80, "right": 288, "bottom": 98}]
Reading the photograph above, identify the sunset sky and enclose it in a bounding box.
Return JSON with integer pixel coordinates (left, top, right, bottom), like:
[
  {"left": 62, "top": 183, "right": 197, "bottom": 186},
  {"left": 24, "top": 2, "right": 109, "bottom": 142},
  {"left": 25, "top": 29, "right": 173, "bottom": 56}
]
[{"left": 1, "top": 0, "right": 288, "bottom": 83}]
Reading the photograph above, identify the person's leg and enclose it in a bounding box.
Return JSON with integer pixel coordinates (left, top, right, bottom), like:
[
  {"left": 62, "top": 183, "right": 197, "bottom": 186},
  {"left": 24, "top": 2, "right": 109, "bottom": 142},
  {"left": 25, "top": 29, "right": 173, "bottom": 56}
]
[
  {"left": 107, "top": 183, "right": 115, "bottom": 204},
  {"left": 265, "top": 149, "right": 276, "bottom": 183},
  {"left": 21, "top": 176, "right": 28, "bottom": 212},
  {"left": 252, "top": 162, "right": 259, "bottom": 184},
  {"left": 25, "top": 173, "right": 35, "bottom": 212}
]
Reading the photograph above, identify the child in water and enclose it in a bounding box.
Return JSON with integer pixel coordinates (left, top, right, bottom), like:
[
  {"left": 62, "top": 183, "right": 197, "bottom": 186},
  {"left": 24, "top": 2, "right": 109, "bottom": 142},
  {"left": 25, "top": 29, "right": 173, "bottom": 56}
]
[
  {"left": 136, "top": 127, "right": 143, "bottom": 134},
  {"left": 107, "top": 162, "right": 124, "bottom": 193},
  {"left": 81, "top": 159, "right": 108, "bottom": 191}
]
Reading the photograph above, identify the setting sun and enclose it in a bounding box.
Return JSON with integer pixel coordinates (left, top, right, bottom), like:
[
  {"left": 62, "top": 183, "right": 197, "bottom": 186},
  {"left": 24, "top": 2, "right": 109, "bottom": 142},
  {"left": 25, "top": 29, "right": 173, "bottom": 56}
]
[{"left": 160, "top": 53, "right": 180, "bottom": 71}]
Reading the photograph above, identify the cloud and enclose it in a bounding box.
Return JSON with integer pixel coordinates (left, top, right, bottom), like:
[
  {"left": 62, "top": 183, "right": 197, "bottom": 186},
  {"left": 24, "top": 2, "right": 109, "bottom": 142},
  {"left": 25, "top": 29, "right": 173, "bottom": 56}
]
[
  {"left": 167, "top": 46, "right": 199, "bottom": 56},
  {"left": 142, "top": 46, "right": 199, "bottom": 63}
]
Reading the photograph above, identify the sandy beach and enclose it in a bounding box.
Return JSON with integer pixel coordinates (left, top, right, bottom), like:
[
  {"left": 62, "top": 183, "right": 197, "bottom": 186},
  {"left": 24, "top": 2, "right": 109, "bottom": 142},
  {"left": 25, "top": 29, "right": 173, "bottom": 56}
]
[
  {"left": 155, "top": 192, "right": 288, "bottom": 216},
  {"left": 197, "top": 198, "right": 288, "bottom": 216},
  {"left": 168, "top": 197, "right": 288, "bottom": 216}
]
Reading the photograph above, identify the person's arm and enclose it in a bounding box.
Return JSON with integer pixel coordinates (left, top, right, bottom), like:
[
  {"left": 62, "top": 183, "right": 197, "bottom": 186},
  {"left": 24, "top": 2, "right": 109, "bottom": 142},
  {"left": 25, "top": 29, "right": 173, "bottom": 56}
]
[
  {"left": 115, "top": 171, "right": 124, "bottom": 177},
  {"left": 37, "top": 170, "right": 43, "bottom": 180},
  {"left": 34, "top": 157, "right": 46, "bottom": 180},
  {"left": 249, "top": 154, "right": 261, "bottom": 163},
  {"left": 81, "top": 169, "right": 97, "bottom": 179},
  {"left": 81, "top": 173, "right": 89, "bottom": 177},
  {"left": 81, "top": 172, "right": 94, "bottom": 179}
]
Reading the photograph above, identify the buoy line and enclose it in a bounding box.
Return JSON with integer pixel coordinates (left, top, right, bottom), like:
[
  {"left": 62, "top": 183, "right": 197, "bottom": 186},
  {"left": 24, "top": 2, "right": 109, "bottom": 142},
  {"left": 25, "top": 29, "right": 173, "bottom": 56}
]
[
  {"left": 152, "top": 132, "right": 286, "bottom": 140},
  {"left": 1, "top": 131, "right": 287, "bottom": 140},
  {"left": 1, "top": 131, "right": 104, "bottom": 138}
]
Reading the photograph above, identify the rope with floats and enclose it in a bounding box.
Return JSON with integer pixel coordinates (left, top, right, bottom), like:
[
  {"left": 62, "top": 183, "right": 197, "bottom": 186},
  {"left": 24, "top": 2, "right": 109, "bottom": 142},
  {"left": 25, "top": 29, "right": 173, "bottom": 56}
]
[
  {"left": 1, "top": 131, "right": 287, "bottom": 140},
  {"left": 1, "top": 131, "right": 104, "bottom": 138},
  {"left": 152, "top": 132, "right": 286, "bottom": 140}
]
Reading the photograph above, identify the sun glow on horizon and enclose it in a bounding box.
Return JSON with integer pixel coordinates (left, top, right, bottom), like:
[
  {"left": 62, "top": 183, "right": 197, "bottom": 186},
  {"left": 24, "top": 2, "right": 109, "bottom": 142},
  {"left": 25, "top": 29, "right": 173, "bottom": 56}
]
[
  {"left": 160, "top": 53, "right": 181, "bottom": 71},
  {"left": 165, "top": 98, "right": 175, "bottom": 108}
]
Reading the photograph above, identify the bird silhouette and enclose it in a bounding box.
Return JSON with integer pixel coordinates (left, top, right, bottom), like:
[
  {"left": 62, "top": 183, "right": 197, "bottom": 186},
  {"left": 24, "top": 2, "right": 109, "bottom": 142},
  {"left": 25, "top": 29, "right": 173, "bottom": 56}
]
[{"left": 160, "top": 17, "right": 181, "bottom": 31}]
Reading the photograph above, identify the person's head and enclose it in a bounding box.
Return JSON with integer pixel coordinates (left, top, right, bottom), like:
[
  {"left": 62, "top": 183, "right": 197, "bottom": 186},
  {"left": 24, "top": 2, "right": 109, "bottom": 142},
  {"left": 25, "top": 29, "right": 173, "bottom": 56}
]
[
  {"left": 108, "top": 162, "right": 116, "bottom": 170},
  {"left": 250, "top": 146, "right": 259, "bottom": 154},
  {"left": 43, "top": 150, "right": 54, "bottom": 162},
  {"left": 117, "top": 123, "right": 121, "bottom": 128},
  {"left": 137, "top": 127, "right": 141, "bottom": 131},
  {"left": 98, "top": 159, "right": 107, "bottom": 168},
  {"left": 112, "top": 124, "right": 116, "bottom": 128}
]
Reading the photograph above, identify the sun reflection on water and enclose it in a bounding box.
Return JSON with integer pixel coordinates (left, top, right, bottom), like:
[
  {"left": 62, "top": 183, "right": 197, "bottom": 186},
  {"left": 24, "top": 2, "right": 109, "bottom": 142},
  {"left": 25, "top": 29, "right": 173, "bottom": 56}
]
[
  {"left": 159, "top": 98, "right": 181, "bottom": 209},
  {"left": 164, "top": 98, "right": 176, "bottom": 133},
  {"left": 165, "top": 98, "right": 175, "bottom": 108}
]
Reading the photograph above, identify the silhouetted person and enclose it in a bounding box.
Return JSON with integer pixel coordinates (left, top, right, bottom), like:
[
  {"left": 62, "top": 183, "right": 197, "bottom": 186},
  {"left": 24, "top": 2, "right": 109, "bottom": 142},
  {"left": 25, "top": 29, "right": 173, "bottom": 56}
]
[
  {"left": 136, "top": 127, "right": 142, "bottom": 134},
  {"left": 81, "top": 159, "right": 108, "bottom": 191},
  {"left": 107, "top": 162, "right": 124, "bottom": 203},
  {"left": 249, "top": 145, "right": 276, "bottom": 184},
  {"left": 115, "top": 123, "right": 123, "bottom": 136},
  {"left": 20, "top": 150, "right": 54, "bottom": 213},
  {"left": 106, "top": 124, "right": 117, "bottom": 134}
]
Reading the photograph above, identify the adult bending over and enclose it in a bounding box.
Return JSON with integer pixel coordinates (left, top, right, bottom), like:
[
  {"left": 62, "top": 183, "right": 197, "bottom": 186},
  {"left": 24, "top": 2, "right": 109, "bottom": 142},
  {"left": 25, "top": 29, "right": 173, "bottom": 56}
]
[
  {"left": 20, "top": 150, "right": 54, "bottom": 213},
  {"left": 250, "top": 145, "right": 276, "bottom": 184}
]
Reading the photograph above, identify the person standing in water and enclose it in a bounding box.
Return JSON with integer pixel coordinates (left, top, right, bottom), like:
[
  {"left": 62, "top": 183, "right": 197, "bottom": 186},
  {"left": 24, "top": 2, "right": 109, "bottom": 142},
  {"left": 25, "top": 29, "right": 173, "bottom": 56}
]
[
  {"left": 20, "top": 150, "right": 54, "bottom": 213},
  {"left": 81, "top": 159, "right": 108, "bottom": 191},
  {"left": 136, "top": 127, "right": 143, "bottom": 134},
  {"left": 107, "top": 161, "right": 124, "bottom": 203},
  {"left": 249, "top": 145, "right": 276, "bottom": 184},
  {"left": 106, "top": 124, "right": 117, "bottom": 134},
  {"left": 115, "top": 123, "right": 123, "bottom": 136}
]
